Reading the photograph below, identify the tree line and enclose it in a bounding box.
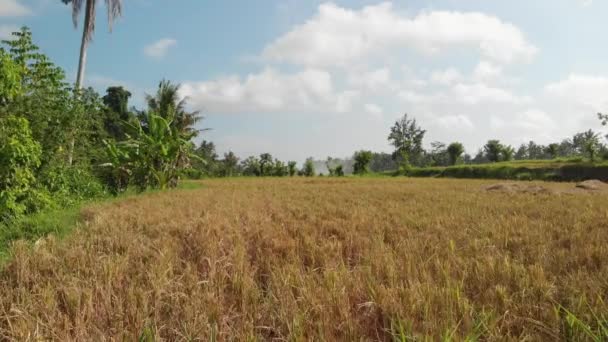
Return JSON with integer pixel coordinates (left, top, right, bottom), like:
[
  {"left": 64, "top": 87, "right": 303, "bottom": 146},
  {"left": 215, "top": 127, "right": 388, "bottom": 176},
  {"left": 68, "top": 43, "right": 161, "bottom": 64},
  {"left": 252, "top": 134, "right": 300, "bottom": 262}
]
[{"left": 0, "top": 28, "right": 200, "bottom": 222}]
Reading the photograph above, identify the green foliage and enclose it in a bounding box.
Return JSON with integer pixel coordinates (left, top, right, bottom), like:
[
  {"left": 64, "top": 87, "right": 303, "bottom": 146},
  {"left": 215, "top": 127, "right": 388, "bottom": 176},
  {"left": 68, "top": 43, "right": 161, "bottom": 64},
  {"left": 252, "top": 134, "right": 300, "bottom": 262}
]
[
  {"left": 353, "top": 150, "right": 373, "bottom": 175},
  {"left": 102, "top": 86, "right": 133, "bottom": 140},
  {"left": 0, "top": 115, "right": 49, "bottom": 220},
  {"left": 273, "top": 159, "right": 288, "bottom": 177},
  {"left": 447, "top": 142, "right": 464, "bottom": 165},
  {"left": 334, "top": 164, "right": 345, "bottom": 177},
  {"left": 388, "top": 113, "right": 426, "bottom": 166},
  {"left": 116, "top": 111, "right": 197, "bottom": 191},
  {"left": 302, "top": 158, "right": 315, "bottom": 177},
  {"left": 483, "top": 140, "right": 503, "bottom": 162},
  {"left": 221, "top": 151, "right": 239, "bottom": 177},
  {"left": 241, "top": 156, "right": 261, "bottom": 176},
  {"left": 288, "top": 161, "right": 297, "bottom": 177},
  {"left": 405, "top": 159, "right": 608, "bottom": 182},
  {"left": 0, "top": 50, "right": 22, "bottom": 104},
  {"left": 38, "top": 163, "right": 105, "bottom": 206}
]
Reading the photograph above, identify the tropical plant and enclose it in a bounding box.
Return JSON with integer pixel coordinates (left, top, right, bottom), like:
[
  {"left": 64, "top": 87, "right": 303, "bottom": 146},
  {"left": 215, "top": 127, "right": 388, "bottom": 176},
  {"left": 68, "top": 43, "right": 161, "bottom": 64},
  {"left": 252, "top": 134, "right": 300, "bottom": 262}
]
[
  {"left": 146, "top": 80, "right": 202, "bottom": 136},
  {"left": 483, "top": 140, "right": 503, "bottom": 162},
  {"left": 501, "top": 145, "right": 515, "bottom": 162},
  {"left": 61, "top": 0, "right": 123, "bottom": 88}
]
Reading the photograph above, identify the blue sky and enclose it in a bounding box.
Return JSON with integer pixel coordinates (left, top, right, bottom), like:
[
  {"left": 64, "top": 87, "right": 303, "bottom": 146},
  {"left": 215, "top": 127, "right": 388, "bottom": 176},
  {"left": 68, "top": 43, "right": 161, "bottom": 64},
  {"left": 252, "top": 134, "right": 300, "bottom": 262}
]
[{"left": 2, "top": 0, "right": 608, "bottom": 162}]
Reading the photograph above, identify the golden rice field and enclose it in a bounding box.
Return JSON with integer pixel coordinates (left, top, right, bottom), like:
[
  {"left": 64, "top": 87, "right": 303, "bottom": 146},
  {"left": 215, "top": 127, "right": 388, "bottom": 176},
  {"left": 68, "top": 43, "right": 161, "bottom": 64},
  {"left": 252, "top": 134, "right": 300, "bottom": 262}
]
[{"left": 0, "top": 178, "right": 607, "bottom": 341}]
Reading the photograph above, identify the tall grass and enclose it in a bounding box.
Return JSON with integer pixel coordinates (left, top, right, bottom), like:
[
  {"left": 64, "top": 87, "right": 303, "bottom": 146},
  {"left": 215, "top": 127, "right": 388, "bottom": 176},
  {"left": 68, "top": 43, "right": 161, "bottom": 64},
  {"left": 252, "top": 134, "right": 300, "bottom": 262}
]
[{"left": 0, "top": 178, "right": 606, "bottom": 340}]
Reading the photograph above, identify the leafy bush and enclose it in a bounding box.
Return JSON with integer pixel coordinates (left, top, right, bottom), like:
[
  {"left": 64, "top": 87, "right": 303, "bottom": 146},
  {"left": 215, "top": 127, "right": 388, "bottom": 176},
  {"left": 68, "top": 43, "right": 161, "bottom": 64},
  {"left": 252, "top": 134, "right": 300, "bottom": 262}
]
[
  {"left": 0, "top": 115, "right": 51, "bottom": 221},
  {"left": 38, "top": 163, "right": 105, "bottom": 206}
]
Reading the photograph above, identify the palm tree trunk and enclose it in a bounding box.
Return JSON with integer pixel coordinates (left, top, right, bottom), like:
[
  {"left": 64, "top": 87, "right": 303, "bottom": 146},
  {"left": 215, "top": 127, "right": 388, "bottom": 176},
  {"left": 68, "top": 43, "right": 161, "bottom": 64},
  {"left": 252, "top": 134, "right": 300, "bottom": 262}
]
[{"left": 68, "top": 0, "right": 94, "bottom": 166}]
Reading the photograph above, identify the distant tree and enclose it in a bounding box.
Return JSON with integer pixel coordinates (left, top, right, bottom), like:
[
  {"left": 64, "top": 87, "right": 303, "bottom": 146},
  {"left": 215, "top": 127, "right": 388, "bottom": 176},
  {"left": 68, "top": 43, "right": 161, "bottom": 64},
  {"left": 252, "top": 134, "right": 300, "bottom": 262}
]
[
  {"left": 546, "top": 143, "right": 559, "bottom": 159},
  {"left": 501, "top": 145, "right": 515, "bottom": 161},
  {"left": 447, "top": 142, "right": 464, "bottom": 165},
  {"left": 388, "top": 113, "right": 426, "bottom": 167},
  {"left": 326, "top": 157, "right": 337, "bottom": 176},
  {"left": 573, "top": 130, "right": 601, "bottom": 160},
  {"left": 334, "top": 164, "right": 345, "bottom": 177},
  {"left": 483, "top": 140, "right": 503, "bottom": 163},
  {"left": 353, "top": 150, "right": 373, "bottom": 175},
  {"left": 222, "top": 151, "right": 239, "bottom": 177},
  {"left": 287, "top": 161, "right": 297, "bottom": 177},
  {"left": 599, "top": 112, "right": 608, "bottom": 126},
  {"left": 526, "top": 141, "right": 546, "bottom": 160},
  {"left": 427, "top": 142, "right": 450, "bottom": 167},
  {"left": 241, "top": 156, "right": 260, "bottom": 176},
  {"left": 515, "top": 144, "right": 528, "bottom": 160},
  {"left": 259, "top": 153, "right": 273, "bottom": 176},
  {"left": 273, "top": 159, "right": 288, "bottom": 177},
  {"left": 369, "top": 152, "right": 398, "bottom": 172},
  {"left": 302, "top": 157, "right": 315, "bottom": 177},
  {"left": 102, "top": 86, "right": 132, "bottom": 140},
  {"left": 472, "top": 149, "right": 489, "bottom": 164}
]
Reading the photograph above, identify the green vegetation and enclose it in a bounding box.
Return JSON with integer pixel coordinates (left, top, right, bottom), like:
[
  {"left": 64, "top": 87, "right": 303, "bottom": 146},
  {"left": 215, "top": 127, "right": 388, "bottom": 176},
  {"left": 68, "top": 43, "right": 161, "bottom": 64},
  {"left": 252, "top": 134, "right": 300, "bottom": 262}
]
[
  {"left": 0, "top": 28, "right": 201, "bottom": 240},
  {"left": 405, "top": 159, "right": 608, "bottom": 181}
]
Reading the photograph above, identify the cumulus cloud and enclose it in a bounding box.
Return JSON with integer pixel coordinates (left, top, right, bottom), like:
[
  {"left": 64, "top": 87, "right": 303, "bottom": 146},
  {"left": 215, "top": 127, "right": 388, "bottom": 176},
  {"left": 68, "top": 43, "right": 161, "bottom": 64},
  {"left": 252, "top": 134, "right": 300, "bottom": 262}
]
[
  {"left": 364, "top": 103, "right": 383, "bottom": 118},
  {"left": 545, "top": 74, "right": 608, "bottom": 111},
  {"left": 180, "top": 68, "right": 358, "bottom": 114},
  {"left": 430, "top": 68, "right": 462, "bottom": 86},
  {"left": 144, "top": 38, "right": 177, "bottom": 59},
  {"left": 262, "top": 2, "right": 537, "bottom": 67},
  {"left": 0, "top": 0, "right": 30, "bottom": 17}
]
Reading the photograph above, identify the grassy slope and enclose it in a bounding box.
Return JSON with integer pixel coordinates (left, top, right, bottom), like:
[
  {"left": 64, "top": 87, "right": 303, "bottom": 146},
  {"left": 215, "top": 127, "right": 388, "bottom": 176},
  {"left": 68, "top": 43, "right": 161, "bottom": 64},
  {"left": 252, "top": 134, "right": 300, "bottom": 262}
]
[
  {"left": 406, "top": 159, "right": 608, "bottom": 181},
  {"left": 0, "top": 177, "right": 606, "bottom": 340}
]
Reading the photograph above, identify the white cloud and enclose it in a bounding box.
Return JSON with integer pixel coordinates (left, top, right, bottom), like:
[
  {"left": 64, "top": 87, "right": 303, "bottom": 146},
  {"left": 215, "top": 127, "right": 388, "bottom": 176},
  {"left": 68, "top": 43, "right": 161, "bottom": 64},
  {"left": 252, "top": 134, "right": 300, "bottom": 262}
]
[
  {"left": 433, "top": 114, "right": 474, "bottom": 130},
  {"left": 452, "top": 83, "right": 528, "bottom": 105},
  {"left": 0, "top": 0, "right": 30, "bottom": 17},
  {"left": 545, "top": 74, "right": 608, "bottom": 111},
  {"left": 348, "top": 68, "right": 392, "bottom": 90},
  {"left": 180, "top": 68, "right": 357, "bottom": 114},
  {"left": 0, "top": 25, "right": 19, "bottom": 40},
  {"left": 430, "top": 68, "right": 462, "bottom": 85},
  {"left": 578, "top": 0, "right": 593, "bottom": 7},
  {"left": 262, "top": 2, "right": 537, "bottom": 67},
  {"left": 144, "top": 38, "right": 177, "bottom": 59},
  {"left": 364, "top": 103, "right": 383, "bottom": 118},
  {"left": 473, "top": 61, "right": 503, "bottom": 83}
]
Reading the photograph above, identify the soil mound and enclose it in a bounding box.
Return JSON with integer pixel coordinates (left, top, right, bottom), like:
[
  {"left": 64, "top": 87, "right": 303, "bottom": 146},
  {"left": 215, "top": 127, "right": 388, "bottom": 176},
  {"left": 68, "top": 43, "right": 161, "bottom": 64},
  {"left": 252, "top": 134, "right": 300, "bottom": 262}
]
[
  {"left": 485, "top": 183, "right": 552, "bottom": 194},
  {"left": 575, "top": 180, "right": 608, "bottom": 191}
]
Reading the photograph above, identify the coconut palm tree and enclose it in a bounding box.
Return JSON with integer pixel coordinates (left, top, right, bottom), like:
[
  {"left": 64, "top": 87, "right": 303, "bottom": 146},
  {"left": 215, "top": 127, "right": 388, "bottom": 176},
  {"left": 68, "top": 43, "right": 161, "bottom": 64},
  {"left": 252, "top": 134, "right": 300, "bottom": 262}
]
[
  {"left": 145, "top": 80, "right": 203, "bottom": 136},
  {"left": 62, "top": 0, "right": 123, "bottom": 89}
]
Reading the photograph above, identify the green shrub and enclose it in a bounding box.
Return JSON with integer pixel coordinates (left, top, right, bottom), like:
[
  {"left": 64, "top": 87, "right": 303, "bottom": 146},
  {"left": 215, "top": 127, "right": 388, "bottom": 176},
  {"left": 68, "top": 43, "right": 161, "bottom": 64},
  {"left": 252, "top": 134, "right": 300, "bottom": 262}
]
[
  {"left": 0, "top": 115, "right": 51, "bottom": 221},
  {"left": 39, "top": 163, "right": 105, "bottom": 206}
]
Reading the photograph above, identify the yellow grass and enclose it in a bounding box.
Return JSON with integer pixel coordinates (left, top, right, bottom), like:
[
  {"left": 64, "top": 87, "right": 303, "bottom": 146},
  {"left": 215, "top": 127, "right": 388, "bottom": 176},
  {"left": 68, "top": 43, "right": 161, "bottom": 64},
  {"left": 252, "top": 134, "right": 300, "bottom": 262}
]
[{"left": 0, "top": 178, "right": 607, "bottom": 340}]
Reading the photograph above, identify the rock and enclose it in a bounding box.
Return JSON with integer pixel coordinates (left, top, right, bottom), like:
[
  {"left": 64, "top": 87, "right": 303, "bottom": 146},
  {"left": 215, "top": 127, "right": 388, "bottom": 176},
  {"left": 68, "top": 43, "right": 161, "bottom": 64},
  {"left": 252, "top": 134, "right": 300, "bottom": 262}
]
[{"left": 575, "top": 180, "right": 607, "bottom": 191}]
